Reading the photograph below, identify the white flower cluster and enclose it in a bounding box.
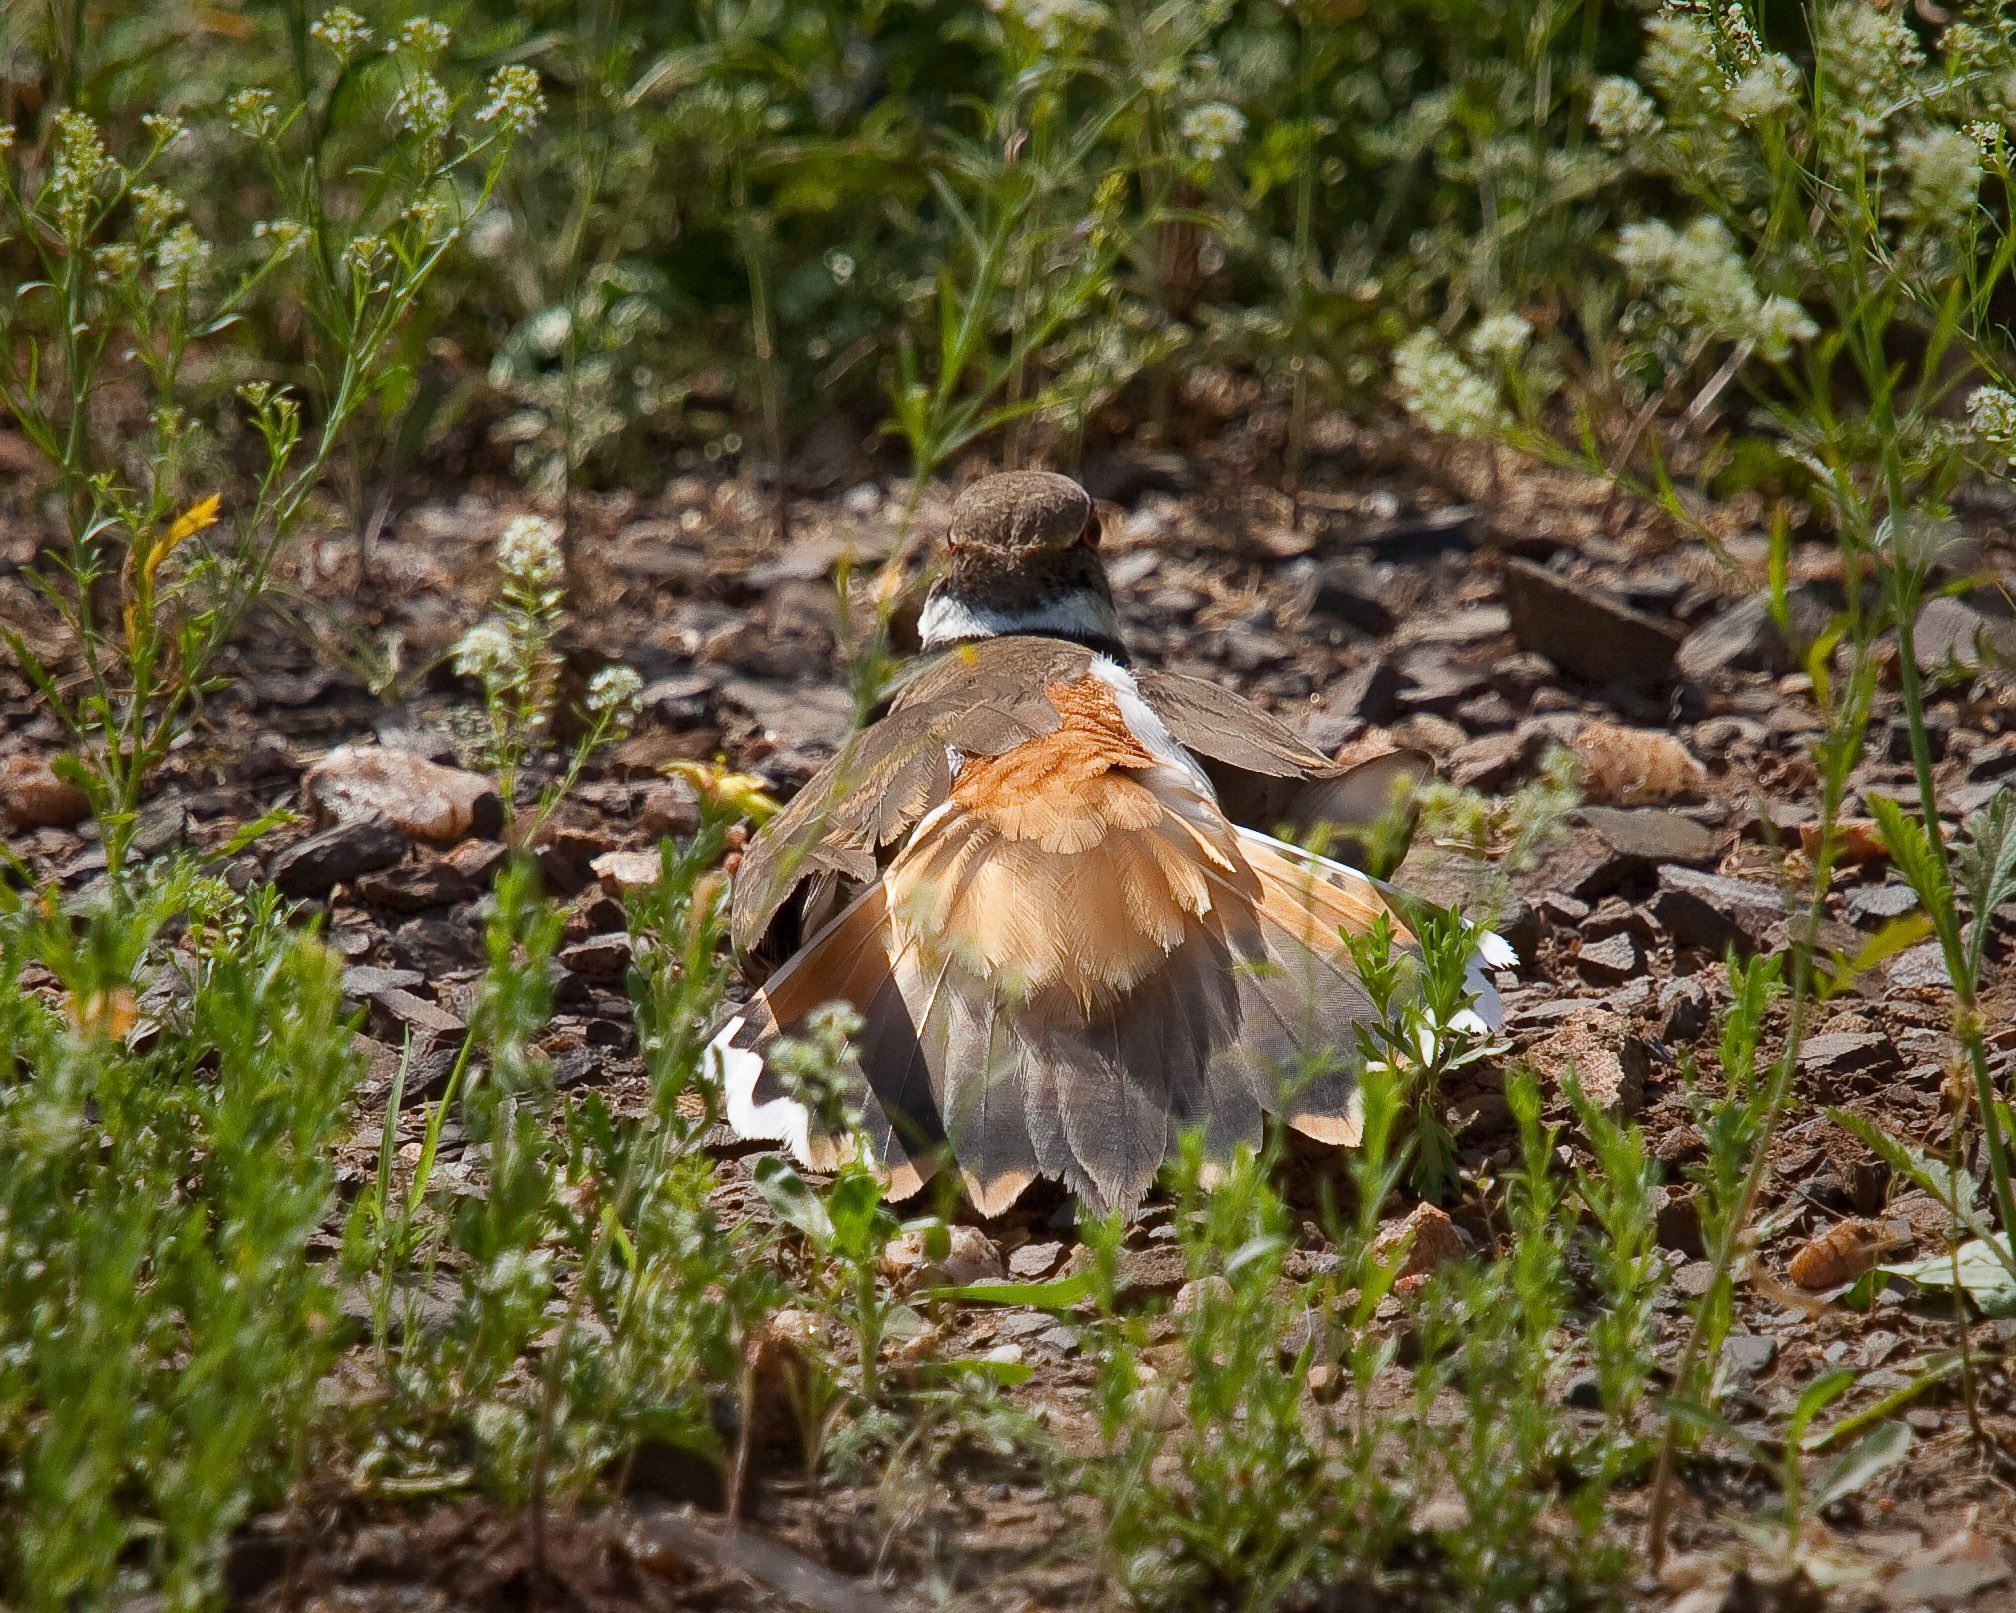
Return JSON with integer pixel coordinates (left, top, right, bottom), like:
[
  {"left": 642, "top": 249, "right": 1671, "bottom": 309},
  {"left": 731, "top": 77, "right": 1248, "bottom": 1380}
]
[
  {"left": 94, "top": 241, "right": 141, "bottom": 283},
  {"left": 1725, "top": 54, "right": 1798, "bottom": 124},
  {"left": 341, "top": 234, "right": 389, "bottom": 280},
  {"left": 1392, "top": 329, "right": 1509, "bottom": 440},
  {"left": 1967, "top": 386, "right": 2016, "bottom": 465},
  {"left": 1615, "top": 216, "right": 1816, "bottom": 360},
  {"left": 228, "top": 89, "right": 280, "bottom": 142},
  {"left": 140, "top": 113, "right": 188, "bottom": 150},
  {"left": 153, "top": 223, "right": 211, "bottom": 285},
  {"left": 999, "top": 0, "right": 1109, "bottom": 50},
  {"left": 586, "top": 664, "right": 644, "bottom": 727},
  {"left": 477, "top": 65, "right": 547, "bottom": 137},
  {"left": 1590, "top": 77, "right": 1662, "bottom": 145},
  {"left": 254, "top": 217, "right": 310, "bottom": 257},
  {"left": 1180, "top": 102, "right": 1246, "bottom": 165},
  {"left": 310, "top": 7, "right": 372, "bottom": 61},
  {"left": 1896, "top": 128, "right": 1981, "bottom": 222},
  {"left": 452, "top": 619, "right": 515, "bottom": 686},
  {"left": 392, "top": 73, "right": 452, "bottom": 141},
  {"left": 394, "top": 18, "right": 451, "bottom": 58},
  {"left": 497, "top": 514, "right": 564, "bottom": 590},
  {"left": 131, "top": 184, "right": 184, "bottom": 236},
  {"left": 1465, "top": 312, "right": 1533, "bottom": 364},
  {"left": 51, "top": 111, "right": 115, "bottom": 208},
  {"left": 1815, "top": 0, "right": 1923, "bottom": 135}
]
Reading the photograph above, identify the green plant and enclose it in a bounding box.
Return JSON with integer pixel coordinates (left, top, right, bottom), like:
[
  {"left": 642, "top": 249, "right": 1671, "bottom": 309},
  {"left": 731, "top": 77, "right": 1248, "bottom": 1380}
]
[
  {"left": 0, "top": 865, "right": 359, "bottom": 1611},
  {"left": 0, "top": 21, "right": 540, "bottom": 875},
  {"left": 451, "top": 513, "right": 643, "bottom": 842},
  {"left": 1342, "top": 903, "right": 1507, "bottom": 1202}
]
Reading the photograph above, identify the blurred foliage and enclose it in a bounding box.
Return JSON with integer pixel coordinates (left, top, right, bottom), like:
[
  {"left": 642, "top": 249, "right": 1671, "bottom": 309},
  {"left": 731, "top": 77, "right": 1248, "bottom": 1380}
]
[{"left": 0, "top": 0, "right": 1652, "bottom": 493}]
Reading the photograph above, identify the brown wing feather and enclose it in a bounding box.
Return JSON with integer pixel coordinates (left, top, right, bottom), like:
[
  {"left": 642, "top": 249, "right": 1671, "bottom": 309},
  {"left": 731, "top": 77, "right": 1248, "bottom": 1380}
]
[
  {"left": 1138, "top": 669, "right": 1431, "bottom": 846},
  {"left": 731, "top": 638, "right": 1105, "bottom": 953}
]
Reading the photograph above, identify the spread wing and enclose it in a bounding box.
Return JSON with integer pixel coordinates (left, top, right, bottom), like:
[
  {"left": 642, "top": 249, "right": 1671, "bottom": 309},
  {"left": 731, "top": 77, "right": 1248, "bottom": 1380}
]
[
  {"left": 1137, "top": 670, "right": 1432, "bottom": 843},
  {"left": 730, "top": 637, "right": 1099, "bottom": 953}
]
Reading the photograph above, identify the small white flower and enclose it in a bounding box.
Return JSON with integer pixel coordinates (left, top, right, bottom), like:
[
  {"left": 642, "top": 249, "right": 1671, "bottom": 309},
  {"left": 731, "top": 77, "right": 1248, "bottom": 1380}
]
[
  {"left": 1753, "top": 294, "right": 1818, "bottom": 355},
  {"left": 153, "top": 223, "right": 211, "bottom": 284},
  {"left": 228, "top": 89, "right": 280, "bottom": 141},
  {"left": 1000, "top": 0, "right": 1109, "bottom": 49},
  {"left": 131, "top": 184, "right": 184, "bottom": 236},
  {"left": 477, "top": 64, "right": 546, "bottom": 137},
  {"left": 341, "top": 234, "right": 389, "bottom": 279},
  {"left": 1897, "top": 128, "right": 1982, "bottom": 221},
  {"left": 496, "top": 514, "right": 564, "bottom": 589},
  {"left": 393, "top": 17, "right": 451, "bottom": 58},
  {"left": 51, "top": 111, "right": 115, "bottom": 207},
  {"left": 1465, "top": 312, "right": 1533, "bottom": 364},
  {"left": 0, "top": 125, "right": 14, "bottom": 154},
  {"left": 452, "top": 619, "right": 515, "bottom": 685},
  {"left": 392, "top": 73, "right": 452, "bottom": 141},
  {"left": 93, "top": 241, "right": 142, "bottom": 283},
  {"left": 1725, "top": 55, "right": 1798, "bottom": 124},
  {"left": 1589, "top": 77, "right": 1663, "bottom": 145},
  {"left": 140, "top": 113, "right": 188, "bottom": 150},
  {"left": 253, "top": 217, "right": 310, "bottom": 257},
  {"left": 826, "top": 248, "right": 856, "bottom": 287},
  {"left": 1967, "top": 386, "right": 2016, "bottom": 463},
  {"left": 1392, "top": 329, "right": 1509, "bottom": 440},
  {"left": 586, "top": 664, "right": 644, "bottom": 725},
  {"left": 310, "top": 6, "right": 372, "bottom": 60},
  {"left": 1180, "top": 102, "right": 1246, "bottom": 165}
]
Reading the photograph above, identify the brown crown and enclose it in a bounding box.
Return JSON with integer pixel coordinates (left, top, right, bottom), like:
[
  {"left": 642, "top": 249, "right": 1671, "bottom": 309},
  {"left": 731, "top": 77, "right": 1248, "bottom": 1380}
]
[{"left": 948, "top": 471, "right": 1093, "bottom": 552}]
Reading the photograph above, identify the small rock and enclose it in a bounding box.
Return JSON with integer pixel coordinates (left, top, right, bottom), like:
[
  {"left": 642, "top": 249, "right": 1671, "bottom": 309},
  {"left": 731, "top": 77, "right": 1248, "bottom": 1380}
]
[
  {"left": 355, "top": 858, "right": 478, "bottom": 913},
  {"left": 1575, "top": 805, "right": 1720, "bottom": 867},
  {"left": 1306, "top": 1361, "right": 1345, "bottom": 1404},
  {"left": 1659, "top": 976, "right": 1712, "bottom": 1042},
  {"left": 389, "top": 916, "right": 486, "bottom": 975},
  {"left": 638, "top": 781, "right": 702, "bottom": 840},
  {"left": 303, "top": 744, "right": 501, "bottom": 844},
  {"left": 1008, "top": 1241, "right": 1063, "bottom": 1279},
  {"left": 1576, "top": 931, "right": 1643, "bottom": 986},
  {"left": 1527, "top": 1008, "right": 1646, "bottom": 1115},
  {"left": 340, "top": 965, "right": 425, "bottom": 1004},
  {"left": 372, "top": 987, "right": 465, "bottom": 1039},
  {"left": 1720, "top": 1333, "right": 1776, "bottom": 1383},
  {"left": 880, "top": 1225, "right": 1004, "bottom": 1291},
  {"left": 1845, "top": 882, "right": 1919, "bottom": 927},
  {"left": 1369, "top": 1202, "right": 1467, "bottom": 1280},
  {"left": 1888, "top": 1528, "right": 2011, "bottom": 1605},
  {"left": 1915, "top": 595, "right": 2016, "bottom": 676},
  {"left": 1448, "top": 731, "right": 1524, "bottom": 792},
  {"left": 1174, "top": 1274, "right": 1236, "bottom": 1317},
  {"left": 1309, "top": 560, "right": 1395, "bottom": 636},
  {"left": 1499, "top": 557, "right": 1685, "bottom": 686},
  {"left": 1885, "top": 942, "right": 1949, "bottom": 994},
  {"left": 268, "top": 816, "right": 407, "bottom": 899},
  {"left": 443, "top": 838, "right": 512, "bottom": 886},
  {"left": 1799, "top": 1031, "right": 1899, "bottom": 1089},
  {"left": 1648, "top": 866, "right": 1785, "bottom": 955},
  {"left": 1787, "top": 1219, "right": 1905, "bottom": 1290},
  {"left": 559, "top": 932, "right": 633, "bottom": 980},
  {"left": 592, "top": 849, "right": 664, "bottom": 891},
  {"left": 1326, "top": 657, "right": 1402, "bottom": 727},
  {"left": 1674, "top": 584, "right": 1839, "bottom": 681},
  {"left": 1563, "top": 1374, "right": 1604, "bottom": 1410},
  {"left": 0, "top": 754, "right": 89, "bottom": 829},
  {"left": 1655, "top": 1190, "right": 1705, "bottom": 1257}
]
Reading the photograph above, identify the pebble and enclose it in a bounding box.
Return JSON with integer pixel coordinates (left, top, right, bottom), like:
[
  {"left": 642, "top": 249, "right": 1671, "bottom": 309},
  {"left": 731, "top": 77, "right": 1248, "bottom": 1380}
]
[
  {"left": 303, "top": 744, "right": 501, "bottom": 844},
  {"left": 0, "top": 754, "right": 89, "bottom": 829}
]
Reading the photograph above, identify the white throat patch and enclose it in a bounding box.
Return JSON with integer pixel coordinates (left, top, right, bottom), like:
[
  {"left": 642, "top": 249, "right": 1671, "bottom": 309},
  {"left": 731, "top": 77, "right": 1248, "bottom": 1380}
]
[{"left": 918, "top": 589, "right": 1121, "bottom": 650}]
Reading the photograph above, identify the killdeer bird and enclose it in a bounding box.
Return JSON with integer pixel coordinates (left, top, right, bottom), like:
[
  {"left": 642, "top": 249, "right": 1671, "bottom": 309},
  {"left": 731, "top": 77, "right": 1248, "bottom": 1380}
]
[{"left": 713, "top": 471, "right": 1507, "bottom": 1214}]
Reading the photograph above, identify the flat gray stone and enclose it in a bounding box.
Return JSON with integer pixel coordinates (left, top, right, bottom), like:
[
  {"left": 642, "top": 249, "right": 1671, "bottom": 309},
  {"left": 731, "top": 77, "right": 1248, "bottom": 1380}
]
[{"left": 1500, "top": 557, "right": 1685, "bottom": 686}]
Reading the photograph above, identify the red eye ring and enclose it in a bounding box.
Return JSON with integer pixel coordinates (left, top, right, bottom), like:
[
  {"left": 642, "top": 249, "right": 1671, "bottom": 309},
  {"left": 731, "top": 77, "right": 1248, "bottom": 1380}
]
[{"left": 1079, "top": 514, "right": 1102, "bottom": 549}]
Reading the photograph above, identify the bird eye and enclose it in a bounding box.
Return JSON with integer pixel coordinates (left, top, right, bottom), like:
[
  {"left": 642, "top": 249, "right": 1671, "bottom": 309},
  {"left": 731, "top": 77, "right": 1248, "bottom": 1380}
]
[{"left": 1079, "top": 514, "right": 1102, "bottom": 549}]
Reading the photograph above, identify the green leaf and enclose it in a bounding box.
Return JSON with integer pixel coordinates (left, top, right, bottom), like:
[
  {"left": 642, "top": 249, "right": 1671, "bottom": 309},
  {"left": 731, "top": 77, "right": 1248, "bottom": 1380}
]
[
  {"left": 1786, "top": 1369, "right": 1855, "bottom": 1448},
  {"left": 218, "top": 806, "right": 298, "bottom": 859},
  {"left": 1880, "top": 1239, "right": 2016, "bottom": 1316},
  {"left": 751, "top": 1154, "right": 833, "bottom": 1248},
  {"left": 825, "top": 1169, "right": 887, "bottom": 1261},
  {"left": 1866, "top": 795, "right": 1942, "bottom": 913},
  {"left": 914, "top": 1357, "right": 1035, "bottom": 1386},
  {"left": 916, "top": 1273, "right": 1093, "bottom": 1310},
  {"left": 1808, "top": 1420, "right": 1912, "bottom": 1514}
]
